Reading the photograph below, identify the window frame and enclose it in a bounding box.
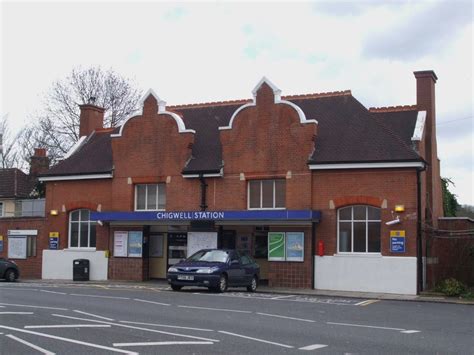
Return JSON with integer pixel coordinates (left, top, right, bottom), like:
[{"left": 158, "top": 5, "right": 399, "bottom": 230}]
[
  {"left": 134, "top": 183, "right": 166, "bottom": 211},
  {"left": 247, "top": 179, "right": 286, "bottom": 210},
  {"left": 337, "top": 205, "right": 381, "bottom": 254},
  {"left": 0, "top": 201, "right": 3, "bottom": 217},
  {"left": 68, "top": 209, "right": 97, "bottom": 249}
]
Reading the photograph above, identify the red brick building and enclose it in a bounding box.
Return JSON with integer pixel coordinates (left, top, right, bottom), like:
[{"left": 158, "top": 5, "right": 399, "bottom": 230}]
[{"left": 2, "top": 70, "right": 446, "bottom": 294}]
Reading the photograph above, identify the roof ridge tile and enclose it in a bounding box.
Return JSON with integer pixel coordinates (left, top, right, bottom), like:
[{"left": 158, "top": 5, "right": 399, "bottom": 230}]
[{"left": 369, "top": 105, "right": 418, "bottom": 113}]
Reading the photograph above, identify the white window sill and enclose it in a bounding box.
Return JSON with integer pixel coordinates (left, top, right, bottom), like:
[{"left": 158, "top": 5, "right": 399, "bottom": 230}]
[
  {"left": 64, "top": 248, "right": 97, "bottom": 252},
  {"left": 247, "top": 208, "right": 286, "bottom": 210},
  {"left": 333, "top": 253, "right": 382, "bottom": 258},
  {"left": 134, "top": 209, "right": 166, "bottom": 212}
]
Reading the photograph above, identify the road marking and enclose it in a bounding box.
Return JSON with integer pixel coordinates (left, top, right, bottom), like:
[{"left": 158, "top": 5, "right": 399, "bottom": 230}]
[
  {"left": 219, "top": 330, "right": 294, "bottom": 348},
  {"left": 120, "top": 320, "right": 214, "bottom": 332},
  {"left": 0, "top": 287, "right": 39, "bottom": 291},
  {"left": 327, "top": 322, "right": 405, "bottom": 331},
  {"left": 401, "top": 330, "right": 421, "bottom": 334},
  {"left": 178, "top": 305, "right": 252, "bottom": 313},
  {"left": 114, "top": 341, "right": 214, "bottom": 347},
  {"left": 133, "top": 298, "right": 170, "bottom": 306},
  {"left": 52, "top": 314, "right": 220, "bottom": 342},
  {"left": 5, "top": 334, "right": 56, "bottom": 355},
  {"left": 299, "top": 344, "right": 328, "bottom": 350},
  {"left": 73, "top": 310, "right": 115, "bottom": 321},
  {"left": 70, "top": 293, "right": 130, "bottom": 300},
  {"left": 271, "top": 295, "right": 296, "bottom": 299},
  {"left": 40, "top": 290, "right": 67, "bottom": 295},
  {"left": 0, "top": 325, "right": 136, "bottom": 354},
  {"left": 0, "top": 306, "right": 4, "bottom": 308},
  {"left": 355, "top": 299, "right": 379, "bottom": 306},
  {"left": 25, "top": 324, "right": 111, "bottom": 329},
  {"left": 256, "top": 312, "right": 315, "bottom": 323},
  {"left": 0, "top": 312, "right": 34, "bottom": 315},
  {"left": 0, "top": 303, "right": 68, "bottom": 311}
]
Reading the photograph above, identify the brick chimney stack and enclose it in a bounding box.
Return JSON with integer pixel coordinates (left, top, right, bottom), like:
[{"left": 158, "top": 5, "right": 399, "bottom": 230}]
[
  {"left": 414, "top": 70, "right": 443, "bottom": 222},
  {"left": 30, "top": 148, "right": 50, "bottom": 177},
  {"left": 79, "top": 100, "right": 105, "bottom": 137}
]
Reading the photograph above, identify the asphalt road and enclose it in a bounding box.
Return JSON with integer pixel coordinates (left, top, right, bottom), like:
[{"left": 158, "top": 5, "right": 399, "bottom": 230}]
[{"left": 0, "top": 281, "right": 473, "bottom": 354}]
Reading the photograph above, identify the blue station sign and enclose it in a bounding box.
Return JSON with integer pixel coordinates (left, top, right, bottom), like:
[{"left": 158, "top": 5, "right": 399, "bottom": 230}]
[
  {"left": 390, "top": 237, "right": 406, "bottom": 253},
  {"left": 91, "top": 210, "right": 321, "bottom": 222}
]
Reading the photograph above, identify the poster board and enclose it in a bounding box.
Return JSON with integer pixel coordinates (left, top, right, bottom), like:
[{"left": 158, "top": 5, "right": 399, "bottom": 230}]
[
  {"left": 268, "top": 232, "right": 285, "bottom": 261},
  {"left": 187, "top": 232, "right": 217, "bottom": 258},
  {"left": 8, "top": 236, "right": 27, "bottom": 259},
  {"left": 128, "top": 231, "right": 143, "bottom": 257},
  {"left": 114, "top": 231, "right": 128, "bottom": 257},
  {"left": 150, "top": 234, "right": 164, "bottom": 257},
  {"left": 286, "top": 232, "right": 304, "bottom": 262}
]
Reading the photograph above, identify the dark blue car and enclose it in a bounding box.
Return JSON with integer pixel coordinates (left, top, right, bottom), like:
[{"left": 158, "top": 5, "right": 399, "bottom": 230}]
[{"left": 167, "top": 249, "right": 260, "bottom": 293}]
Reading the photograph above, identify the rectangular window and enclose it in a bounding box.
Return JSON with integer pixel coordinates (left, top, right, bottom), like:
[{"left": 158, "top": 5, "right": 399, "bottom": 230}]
[
  {"left": 0, "top": 202, "right": 3, "bottom": 217},
  {"left": 135, "top": 184, "right": 166, "bottom": 211},
  {"left": 248, "top": 179, "right": 285, "bottom": 209},
  {"left": 338, "top": 206, "right": 381, "bottom": 253}
]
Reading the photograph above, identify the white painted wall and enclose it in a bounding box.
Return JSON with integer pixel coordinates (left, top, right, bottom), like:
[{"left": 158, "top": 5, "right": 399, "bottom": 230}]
[
  {"left": 314, "top": 255, "right": 417, "bottom": 295},
  {"left": 42, "top": 250, "right": 108, "bottom": 280}
]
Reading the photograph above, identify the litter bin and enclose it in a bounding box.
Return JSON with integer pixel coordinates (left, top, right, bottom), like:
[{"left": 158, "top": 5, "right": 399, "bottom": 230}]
[{"left": 73, "top": 259, "right": 90, "bottom": 281}]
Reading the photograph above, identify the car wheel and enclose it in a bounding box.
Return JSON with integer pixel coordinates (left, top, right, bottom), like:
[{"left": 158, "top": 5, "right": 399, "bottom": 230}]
[
  {"left": 247, "top": 275, "right": 258, "bottom": 292},
  {"left": 216, "top": 274, "right": 228, "bottom": 293},
  {"left": 5, "top": 269, "right": 17, "bottom": 282},
  {"left": 170, "top": 284, "right": 182, "bottom": 291}
]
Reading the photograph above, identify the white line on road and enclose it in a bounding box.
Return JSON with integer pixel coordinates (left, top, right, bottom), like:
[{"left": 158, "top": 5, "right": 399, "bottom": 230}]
[
  {"left": 0, "top": 303, "right": 68, "bottom": 311},
  {"left": 299, "top": 344, "right": 328, "bottom": 350},
  {"left": 69, "top": 294, "right": 130, "bottom": 300},
  {"left": 114, "top": 341, "right": 214, "bottom": 347},
  {"left": 40, "top": 290, "right": 67, "bottom": 295},
  {"left": 120, "top": 320, "right": 214, "bottom": 332},
  {"left": 257, "top": 312, "right": 315, "bottom": 323},
  {"left": 52, "top": 314, "right": 220, "bottom": 342},
  {"left": 0, "top": 325, "right": 136, "bottom": 354},
  {"left": 401, "top": 330, "right": 421, "bottom": 334},
  {"left": 73, "top": 310, "right": 115, "bottom": 321},
  {"left": 178, "top": 305, "right": 252, "bottom": 313},
  {"left": 270, "top": 295, "right": 296, "bottom": 299},
  {"left": 354, "top": 300, "right": 379, "bottom": 306},
  {"left": 25, "top": 324, "right": 111, "bottom": 329},
  {"left": 133, "top": 298, "right": 170, "bottom": 306},
  {"left": 0, "top": 287, "right": 39, "bottom": 291},
  {"left": 0, "top": 312, "right": 34, "bottom": 315},
  {"left": 218, "top": 330, "right": 294, "bottom": 348},
  {"left": 5, "top": 333, "right": 56, "bottom": 355},
  {"left": 327, "top": 322, "right": 404, "bottom": 331}
]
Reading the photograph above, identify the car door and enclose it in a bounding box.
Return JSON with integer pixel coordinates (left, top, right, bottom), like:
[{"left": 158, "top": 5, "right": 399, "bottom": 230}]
[
  {"left": 240, "top": 253, "right": 257, "bottom": 284},
  {"left": 226, "top": 251, "right": 244, "bottom": 286},
  {"left": 0, "top": 258, "right": 7, "bottom": 277}
]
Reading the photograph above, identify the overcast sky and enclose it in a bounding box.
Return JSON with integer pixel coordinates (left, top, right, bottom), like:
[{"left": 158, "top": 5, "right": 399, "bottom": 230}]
[{"left": 1, "top": 0, "right": 473, "bottom": 204}]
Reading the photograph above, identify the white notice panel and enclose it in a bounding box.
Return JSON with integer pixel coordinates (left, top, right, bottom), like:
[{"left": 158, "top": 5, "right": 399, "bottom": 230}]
[
  {"left": 187, "top": 232, "right": 217, "bottom": 257},
  {"left": 114, "top": 231, "right": 128, "bottom": 257},
  {"left": 8, "top": 236, "right": 27, "bottom": 259}
]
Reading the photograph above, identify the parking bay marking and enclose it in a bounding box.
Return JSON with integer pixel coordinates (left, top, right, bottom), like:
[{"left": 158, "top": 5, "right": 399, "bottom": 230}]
[
  {"left": 69, "top": 294, "right": 130, "bottom": 300},
  {"left": 52, "top": 314, "right": 220, "bottom": 342},
  {"left": 114, "top": 341, "right": 214, "bottom": 347},
  {"left": 299, "top": 344, "right": 328, "bottom": 351},
  {"left": 40, "top": 290, "right": 67, "bottom": 295},
  {"left": 120, "top": 320, "right": 214, "bottom": 332},
  {"left": 5, "top": 334, "right": 56, "bottom": 355},
  {"left": 327, "top": 322, "right": 420, "bottom": 334},
  {"left": 0, "top": 312, "right": 34, "bottom": 315},
  {"left": 219, "top": 330, "right": 294, "bottom": 349},
  {"left": 73, "top": 310, "right": 115, "bottom": 321},
  {"left": 178, "top": 305, "right": 252, "bottom": 313},
  {"left": 0, "top": 303, "right": 68, "bottom": 311},
  {"left": 0, "top": 325, "right": 136, "bottom": 355},
  {"left": 133, "top": 298, "right": 170, "bottom": 306},
  {"left": 354, "top": 299, "right": 379, "bottom": 306},
  {"left": 25, "top": 324, "right": 112, "bottom": 329},
  {"left": 256, "top": 312, "right": 315, "bottom": 323}
]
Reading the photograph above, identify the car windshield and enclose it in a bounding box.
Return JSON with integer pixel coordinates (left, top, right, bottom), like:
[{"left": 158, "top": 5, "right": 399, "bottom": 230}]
[{"left": 187, "top": 250, "right": 229, "bottom": 263}]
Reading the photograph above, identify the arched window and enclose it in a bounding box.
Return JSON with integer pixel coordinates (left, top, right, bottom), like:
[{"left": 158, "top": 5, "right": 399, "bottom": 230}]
[
  {"left": 69, "top": 209, "right": 96, "bottom": 248},
  {"left": 338, "top": 205, "right": 381, "bottom": 253}
]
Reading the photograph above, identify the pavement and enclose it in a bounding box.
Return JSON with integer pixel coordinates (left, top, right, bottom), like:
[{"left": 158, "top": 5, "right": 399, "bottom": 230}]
[{"left": 19, "top": 278, "right": 474, "bottom": 305}]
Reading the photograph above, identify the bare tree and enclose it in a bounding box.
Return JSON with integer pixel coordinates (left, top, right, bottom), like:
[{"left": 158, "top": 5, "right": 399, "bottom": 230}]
[
  {"left": 0, "top": 114, "right": 21, "bottom": 169},
  {"left": 19, "top": 66, "right": 142, "bottom": 165}
]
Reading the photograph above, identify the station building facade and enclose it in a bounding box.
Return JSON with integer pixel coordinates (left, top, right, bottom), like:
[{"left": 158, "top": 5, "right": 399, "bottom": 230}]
[{"left": 2, "top": 70, "right": 443, "bottom": 295}]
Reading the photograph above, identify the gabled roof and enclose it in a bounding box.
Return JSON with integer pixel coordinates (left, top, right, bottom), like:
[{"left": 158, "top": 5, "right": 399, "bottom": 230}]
[
  {"left": 0, "top": 168, "right": 35, "bottom": 198},
  {"left": 40, "top": 87, "right": 424, "bottom": 178}
]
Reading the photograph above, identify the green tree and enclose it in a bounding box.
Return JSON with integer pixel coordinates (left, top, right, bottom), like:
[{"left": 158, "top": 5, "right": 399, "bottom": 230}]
[{"left": 441, "top": 177, "right": 459, "bottom": 217}]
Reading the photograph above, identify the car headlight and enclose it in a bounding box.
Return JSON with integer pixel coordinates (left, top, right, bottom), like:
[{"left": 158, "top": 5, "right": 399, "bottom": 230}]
[
  {"left": 168, "top": 267, "right": 178, "bottom": 273},
  {"left": 196, "top": 267, "right": 219, "bottom": 274}
]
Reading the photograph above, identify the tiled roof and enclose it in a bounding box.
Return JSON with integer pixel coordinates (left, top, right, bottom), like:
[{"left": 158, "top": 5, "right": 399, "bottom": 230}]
[
  {"left": 41, "top": 92, "right": 423, "bottom": 177},
  {"left": 0, "top": 168, "right": 35, "bottom": 198}
]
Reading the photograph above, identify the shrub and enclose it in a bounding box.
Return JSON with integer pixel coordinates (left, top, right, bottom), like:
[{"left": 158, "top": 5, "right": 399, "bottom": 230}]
[{"left": 437, "top": 278, "right": 466, "bottom": 297}]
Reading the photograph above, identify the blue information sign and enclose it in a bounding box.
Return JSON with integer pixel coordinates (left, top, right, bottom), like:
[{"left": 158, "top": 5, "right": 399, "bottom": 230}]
[
  {"left": 49, "top": 236, "right": 59, "bottom": 250},
  {"left": 390, "top": 237, "right": 405, "bottom": 253}
]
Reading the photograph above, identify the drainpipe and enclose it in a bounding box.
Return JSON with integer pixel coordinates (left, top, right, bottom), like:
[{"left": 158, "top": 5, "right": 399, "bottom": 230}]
[
  {"left": 199, "top": 175, "right": 208, "bottom": 211},
  {"left": 416, "top": 165, "right": 425, "bottom": 293}
]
